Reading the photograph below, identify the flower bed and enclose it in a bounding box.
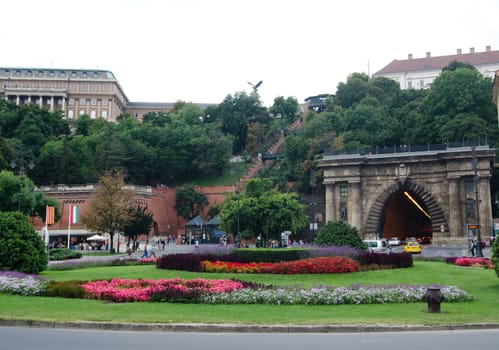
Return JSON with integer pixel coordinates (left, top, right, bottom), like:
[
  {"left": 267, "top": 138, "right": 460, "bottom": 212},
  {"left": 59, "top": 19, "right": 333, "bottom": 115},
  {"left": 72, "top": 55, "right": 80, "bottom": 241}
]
[
  {"left": 201, "top": 256, "right": 360, "bottom": 274},
  {"left": 81, "top": 278, "right": 244, "bottom": 302},
  {"left": 454, "top": 257, "right": 494, "bottom": 269},
  {"left": 0, "top": 270, "right": 49, "bottom": 296}
]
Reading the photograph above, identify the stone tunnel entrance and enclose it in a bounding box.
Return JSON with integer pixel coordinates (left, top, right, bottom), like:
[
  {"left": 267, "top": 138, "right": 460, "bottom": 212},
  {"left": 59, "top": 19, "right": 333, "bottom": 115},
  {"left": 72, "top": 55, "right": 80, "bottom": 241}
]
[{"left": 382, "top": 189, "right": 433, "bottom": 243}]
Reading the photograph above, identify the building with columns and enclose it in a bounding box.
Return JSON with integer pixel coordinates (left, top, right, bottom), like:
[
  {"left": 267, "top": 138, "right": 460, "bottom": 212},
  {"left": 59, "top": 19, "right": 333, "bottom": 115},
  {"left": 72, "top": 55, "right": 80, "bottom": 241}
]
[
  {"left": 318, "top": 143, "right": 495, "bottom": 246},
  {"left": 0, "top": 67, "right": 211, "bottom": 122}
]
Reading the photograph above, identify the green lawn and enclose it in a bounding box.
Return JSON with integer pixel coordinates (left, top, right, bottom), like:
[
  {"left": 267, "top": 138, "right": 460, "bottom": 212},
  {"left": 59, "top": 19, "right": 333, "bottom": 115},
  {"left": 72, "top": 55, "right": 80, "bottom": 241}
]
[{"left": 1, "top": 261, "right": 498, "bottom": 326}]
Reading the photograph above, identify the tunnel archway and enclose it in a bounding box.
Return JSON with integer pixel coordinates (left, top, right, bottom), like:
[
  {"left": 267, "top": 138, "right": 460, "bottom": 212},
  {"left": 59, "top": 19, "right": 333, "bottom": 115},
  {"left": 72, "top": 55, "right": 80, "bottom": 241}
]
[
  {"left": 381, "top": 190, "right": 432, "bottom": 242},
  {"left": 364, "top": 181, "right": 447, "bottom": 242}
]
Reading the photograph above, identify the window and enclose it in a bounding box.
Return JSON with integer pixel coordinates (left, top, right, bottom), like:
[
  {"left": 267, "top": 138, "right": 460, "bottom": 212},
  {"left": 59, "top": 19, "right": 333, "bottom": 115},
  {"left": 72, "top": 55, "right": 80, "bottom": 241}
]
[
  {"left": 407, "top": 81, "right": 413, "bottom": 89},
  {"left": 91, "top": 84, "right": 97, "bottom": 91},
  {"left": 91, "top": 98, "right": 97, "bottom": 106},
  {"left": 79, "top": 98, "right": 86, "bottom": 105},
  {"left": 69, "top": 84, "right": 76, "bottom": 91},
  {"left": 68, "top": 110, "right": 74, "bottom": 119},
  {"left": 465, "top": 180, "right": 474, "bottom": 194},
  {"left": 101, "top": 99, "right": 108, "bottom": 106},
  {"left": 80, "top": 83, "right": 87, "bottom": 91},
  {"left": 79, "top": 110, "right": 85, "bottom": 116},
  {"left": 419, "top": 80, "right": 424, "bottom": 88},
  {"left": 340, "top": 203, "right": 348, "bottom": 220},
  {"left": 466, "top": 198, "right": 475, "bottom": 218},
  {"left": 90, "top": 110, "right": 96, "bottom": 119},
  {"left": 102, "top": 84, "right": 109, "bottom": 92},
  {"left": 101, "top": 110, "right": 107, "bottom": 119},
  {"left": 340, "top": 184, "right": 348, "bottom": 197},
  {"left": 68, "top": 98, "right": 75, "bottom": 106}
]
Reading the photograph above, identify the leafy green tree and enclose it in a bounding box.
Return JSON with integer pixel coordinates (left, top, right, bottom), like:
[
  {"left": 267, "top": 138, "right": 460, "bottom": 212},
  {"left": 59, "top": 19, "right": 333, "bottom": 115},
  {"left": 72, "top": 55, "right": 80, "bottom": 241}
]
[
  {"left": 122, "top": 205, "right": 154, "bottom": 246},
  {"left": 270, "top": 96, "right": 299, "bottom": 123},
  {"left": 220, "top": 178, "right": 307, "bottom": 242},
  {"left": 215, "top": 91, "right": 267, "bottom": 153},
  {"left": 314, "top": 220, "right": 365, "bottom": 248},
  {"left": 416, "top": 66, "right": 496, "bottom": 143},
  {"left": 81, "top": 171, "right": 135, "bottom": 252},
  {"left": 492, "top": 237, "right": 499, "bottom": 278},
  {"left": 0, "top": 211, "right": 48, "bottom": 273},
  {"left": 0, "top": 170, "right": 37, "bottom": 215},
  {"left": 174, "top": 185, "right": 209, "bottom": 220},
  {"left": 334, "top": 72, "right": 372, "bottom": 109}
]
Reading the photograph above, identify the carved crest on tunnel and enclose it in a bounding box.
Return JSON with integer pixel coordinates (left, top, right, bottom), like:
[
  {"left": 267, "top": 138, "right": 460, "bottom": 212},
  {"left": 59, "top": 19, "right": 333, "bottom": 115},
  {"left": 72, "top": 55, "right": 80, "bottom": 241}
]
[{"left": 395, "top": 163, "right": 411, "bottom": 186}]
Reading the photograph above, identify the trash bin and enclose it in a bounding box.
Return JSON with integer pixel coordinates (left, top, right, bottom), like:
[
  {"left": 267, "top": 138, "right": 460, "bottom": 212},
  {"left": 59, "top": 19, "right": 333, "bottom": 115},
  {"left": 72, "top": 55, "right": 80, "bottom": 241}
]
[{"left": 423, "top": 286, "right": 444, "bottom": 313}]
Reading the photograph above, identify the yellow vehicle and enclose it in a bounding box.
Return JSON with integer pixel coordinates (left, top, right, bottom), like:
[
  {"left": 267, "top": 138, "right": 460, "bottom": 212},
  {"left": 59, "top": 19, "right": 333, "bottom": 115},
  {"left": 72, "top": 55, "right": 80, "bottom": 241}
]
[{"left": 404, "top": 241, "right": 422, "bottom": 254}]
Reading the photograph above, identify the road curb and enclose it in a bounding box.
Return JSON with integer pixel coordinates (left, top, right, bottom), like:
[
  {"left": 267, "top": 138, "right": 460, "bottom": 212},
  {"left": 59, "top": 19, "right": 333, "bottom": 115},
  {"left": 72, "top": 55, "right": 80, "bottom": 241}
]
[{"left": 1, "top": 319, "right": 499, "bottom": 333}]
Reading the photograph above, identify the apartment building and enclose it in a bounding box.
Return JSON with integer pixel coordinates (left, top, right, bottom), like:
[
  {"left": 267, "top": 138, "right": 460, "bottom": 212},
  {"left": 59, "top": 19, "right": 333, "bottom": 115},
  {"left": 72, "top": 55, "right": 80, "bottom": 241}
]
[
  {"left": 0, "top": 67, "right": 178, "bottom": 122},
  {"left": 373, "top": 46, "right": 499, "bottom": 90}
]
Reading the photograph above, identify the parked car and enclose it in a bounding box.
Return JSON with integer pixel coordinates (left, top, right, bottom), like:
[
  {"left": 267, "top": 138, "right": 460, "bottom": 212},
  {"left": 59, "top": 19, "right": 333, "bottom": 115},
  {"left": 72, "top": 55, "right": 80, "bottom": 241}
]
[
  {"left": 388, "top": 237, "right": 400, "bottom": 246},
  {"left": 363, "top": 239, "right": 388, "bottom": 253},
  {"left": 404, "top": 241, "right": 422, "bottom": 254}
]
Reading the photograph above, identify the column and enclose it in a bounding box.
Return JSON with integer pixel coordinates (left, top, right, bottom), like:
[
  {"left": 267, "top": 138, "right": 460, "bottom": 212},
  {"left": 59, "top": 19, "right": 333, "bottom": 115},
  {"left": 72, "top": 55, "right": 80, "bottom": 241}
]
[
  {"left": 50, "top": 96, "right": 54, "bottom": 112},
  {"left": 478, "top": 178, "right": 493, "bottom": 239},
  {"left": 350, "top": 181, "right": 362, "bottom": 230},
  {"left": 39, "top": 96, "right": 43, "bottom": 108},
  {"left": 447, "top": 178, "right": 462, "bottom": 239},
  {"left": 16, "top": 95, "right": 20, "bottom": 105},
  {"left": 325, "top": 183, "right": 335, "bottom": 223}
]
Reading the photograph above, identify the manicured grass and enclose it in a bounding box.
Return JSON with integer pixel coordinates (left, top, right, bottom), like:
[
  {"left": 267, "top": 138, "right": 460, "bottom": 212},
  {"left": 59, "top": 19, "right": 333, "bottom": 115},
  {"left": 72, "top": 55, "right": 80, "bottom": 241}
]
[{"left": 1, "top": 261, "right": 498, "bottom": 326}]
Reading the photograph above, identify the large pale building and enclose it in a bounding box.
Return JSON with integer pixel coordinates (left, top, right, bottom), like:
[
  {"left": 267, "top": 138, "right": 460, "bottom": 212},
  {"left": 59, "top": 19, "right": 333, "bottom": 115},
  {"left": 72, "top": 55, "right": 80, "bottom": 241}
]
[
  {"left": 374, "top": 46, "right": 499, "bottom": 90},
  {"left": 0, "top": 67, "right": 204, "bottom": 122}
]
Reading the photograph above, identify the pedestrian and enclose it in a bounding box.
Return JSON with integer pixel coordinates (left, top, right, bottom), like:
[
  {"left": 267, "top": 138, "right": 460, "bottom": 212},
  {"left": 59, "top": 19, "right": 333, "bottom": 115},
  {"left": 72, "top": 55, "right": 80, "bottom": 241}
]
[
  {"left": 469, "top": 239, "right": 476, "bottom": 257},
  {"left": 149, "top": 243, "right": 157, "bottom": 258},
  {"left": 141, "top": 241, "right": 149, "bottom": 258},
  {"left": 126, "top": 244, "right": 132, "bottom": 258}
]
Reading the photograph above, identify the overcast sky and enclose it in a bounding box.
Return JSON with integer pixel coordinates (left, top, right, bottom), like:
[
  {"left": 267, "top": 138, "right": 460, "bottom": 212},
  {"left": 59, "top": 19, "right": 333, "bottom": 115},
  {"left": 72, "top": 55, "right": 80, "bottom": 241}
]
[{"left": 2, "top": 0, "right": 499, "bottom": 106}]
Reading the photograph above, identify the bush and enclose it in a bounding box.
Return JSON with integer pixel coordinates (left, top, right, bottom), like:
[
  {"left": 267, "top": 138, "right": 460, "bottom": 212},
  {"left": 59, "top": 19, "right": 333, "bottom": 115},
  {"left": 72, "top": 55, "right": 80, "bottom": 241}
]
[
  {"left": 156, "top": 253, "right": 205, "bottom": 271},
  {"left": 314, "top": 221, "right": 365, "bottom": 249},
  {"left": 49, "top": 248, "right": 83, "bottom": 261},
  {"left": 44, "top": 280, "right": 88, "bottom": 298},
  {"left": 492, "top": 238, "right": 499, "bottom": 278},
  {"left": 0, "top": 212, "right": 48, "bottom": 274}
]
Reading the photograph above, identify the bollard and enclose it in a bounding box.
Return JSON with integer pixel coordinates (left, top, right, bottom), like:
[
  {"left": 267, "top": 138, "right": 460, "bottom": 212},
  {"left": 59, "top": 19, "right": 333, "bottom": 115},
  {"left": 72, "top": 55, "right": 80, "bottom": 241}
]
[{"left": 423, "top": 286, "right": 444, "bottom": 313}]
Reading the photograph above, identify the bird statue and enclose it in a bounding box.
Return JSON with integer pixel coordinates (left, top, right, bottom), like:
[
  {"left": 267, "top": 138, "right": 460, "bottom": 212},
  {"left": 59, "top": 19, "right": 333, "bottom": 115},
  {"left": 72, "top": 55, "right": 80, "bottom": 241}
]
[{"left": 247, "top": 80, "right": 263, "bottom": 92}]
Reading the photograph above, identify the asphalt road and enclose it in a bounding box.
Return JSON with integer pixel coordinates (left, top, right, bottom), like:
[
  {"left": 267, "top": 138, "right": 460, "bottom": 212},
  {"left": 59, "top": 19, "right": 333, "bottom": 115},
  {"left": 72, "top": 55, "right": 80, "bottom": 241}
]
[{"left": 1, "top": 326, "right": 498, "bottom": 350}]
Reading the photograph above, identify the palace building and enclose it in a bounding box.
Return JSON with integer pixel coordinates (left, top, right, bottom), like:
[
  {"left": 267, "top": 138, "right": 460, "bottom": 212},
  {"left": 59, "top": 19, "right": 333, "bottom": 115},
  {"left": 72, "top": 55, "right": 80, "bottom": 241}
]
[{"left": 0, "top": 67, "right": 208, "bottom": 122}]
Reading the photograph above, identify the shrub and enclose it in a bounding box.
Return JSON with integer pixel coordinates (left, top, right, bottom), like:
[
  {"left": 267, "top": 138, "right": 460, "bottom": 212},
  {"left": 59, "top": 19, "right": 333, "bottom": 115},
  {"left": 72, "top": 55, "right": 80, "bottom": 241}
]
[
  {"left": 0, "top": 212, "right": 48, "bottom": 273},
  {"left": 314, "top": 221, "right": 365, "bottom": 249},
  {"left": 492, "top": 238, "right": 499, "bottom": 278},
  {"left": 48, "top": 248, "right": 83, "bottom": 261},
  {"left": 45, "top": 280, "right": 88, "bottom": 298},
  {"left": 156, "top": 253, "right": 205, "bottom": 271},
  {"left": 0, "top": 270, "right": 49, "bottom": 295}
]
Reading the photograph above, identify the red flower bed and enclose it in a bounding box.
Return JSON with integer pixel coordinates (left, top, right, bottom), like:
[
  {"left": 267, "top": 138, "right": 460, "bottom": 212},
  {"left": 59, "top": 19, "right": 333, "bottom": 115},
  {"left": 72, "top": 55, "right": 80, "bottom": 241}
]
[
  {"left": 201, "top": 256, "right": 360, "bottom": 274},
  {"left": 81, "top": 278, "right": 244, "bottom": 302},
  {"left": 455, "top": 257, "right": 494, "bottom": 269}
]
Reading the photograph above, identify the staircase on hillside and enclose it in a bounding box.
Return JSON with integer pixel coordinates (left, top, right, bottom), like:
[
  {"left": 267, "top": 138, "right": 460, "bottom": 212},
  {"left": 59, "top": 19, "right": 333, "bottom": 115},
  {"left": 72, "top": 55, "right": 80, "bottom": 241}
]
[{"left": 239, "top": 117, "right": 305, "bottom": 189}]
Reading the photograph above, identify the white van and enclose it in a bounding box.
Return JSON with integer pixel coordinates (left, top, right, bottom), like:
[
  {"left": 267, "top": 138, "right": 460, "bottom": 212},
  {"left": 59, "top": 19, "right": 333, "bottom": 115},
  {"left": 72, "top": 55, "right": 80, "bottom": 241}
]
[{"left": 363, "top": 239, "right": 389, "bottom": 253}]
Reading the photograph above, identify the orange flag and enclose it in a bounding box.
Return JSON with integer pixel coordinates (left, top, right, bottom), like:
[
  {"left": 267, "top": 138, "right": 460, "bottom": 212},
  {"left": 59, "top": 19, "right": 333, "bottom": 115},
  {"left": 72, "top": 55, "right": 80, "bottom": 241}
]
[{"left": 46, "top": 206, "right": 55, "bottom": 225}]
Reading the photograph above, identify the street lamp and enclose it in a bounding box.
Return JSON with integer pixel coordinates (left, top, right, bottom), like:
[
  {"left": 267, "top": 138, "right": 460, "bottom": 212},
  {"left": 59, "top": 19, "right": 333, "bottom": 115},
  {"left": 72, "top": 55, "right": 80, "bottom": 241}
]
[
  {"left": 472, "top": 144, "right": 483, "bottom": 257},
  {"left": 10, "top": 159, "right": 35, "bottom": 212}
]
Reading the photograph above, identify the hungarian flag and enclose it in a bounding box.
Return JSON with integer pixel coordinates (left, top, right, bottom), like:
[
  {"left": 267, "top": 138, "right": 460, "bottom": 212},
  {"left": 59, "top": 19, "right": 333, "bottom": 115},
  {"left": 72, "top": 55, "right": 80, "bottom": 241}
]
[
  {"left": 46, "top": 206, "right": 55, "bottom": 225},
  {"left": 70, "top": 205, "right": 79, "bottom": 224}
]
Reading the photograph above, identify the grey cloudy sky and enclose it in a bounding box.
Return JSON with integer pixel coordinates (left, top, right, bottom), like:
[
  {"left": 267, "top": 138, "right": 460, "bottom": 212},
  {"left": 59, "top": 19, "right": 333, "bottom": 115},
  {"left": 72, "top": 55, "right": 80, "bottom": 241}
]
[{"left": 2, "top": 0, "right": 498, "bottom": 106}]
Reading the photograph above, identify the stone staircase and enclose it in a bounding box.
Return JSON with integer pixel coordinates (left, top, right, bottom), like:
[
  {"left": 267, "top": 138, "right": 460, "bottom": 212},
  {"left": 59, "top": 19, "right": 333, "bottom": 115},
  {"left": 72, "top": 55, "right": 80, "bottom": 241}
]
[{"left": 239, "top": 117, "right": 305, "bottom": 189}]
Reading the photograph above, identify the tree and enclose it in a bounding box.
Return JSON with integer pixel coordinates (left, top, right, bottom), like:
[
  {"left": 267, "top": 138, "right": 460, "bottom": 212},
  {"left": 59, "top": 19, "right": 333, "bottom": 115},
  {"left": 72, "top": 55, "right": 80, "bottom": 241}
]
[
  {"left": 174, "top": 185, "right": 209, "bottom": 220},
  {"left": 122, "top": 205, "right": 154, "bottom": 247},
  {"left": 220, "top": 178, "right": 308, "bottom": 242},
  {"left": 81, "top": 171, "right": 135, "bottom": 253},
  {"left": 270, "top": 96, "right": 299, "bottom": 123},
  {"left": 416, "top": 66, "right": 496, "bottom": 143},
  {"left": 314, "top": 220, "right": 365, "bottom": 249},
  {"left": 0, "top": 211, "right": 48, "bottom": 273}
]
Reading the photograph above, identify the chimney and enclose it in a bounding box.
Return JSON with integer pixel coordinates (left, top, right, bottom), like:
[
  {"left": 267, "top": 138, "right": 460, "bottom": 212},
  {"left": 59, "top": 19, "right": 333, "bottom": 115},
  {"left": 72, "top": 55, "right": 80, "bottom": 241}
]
[
  {"left": 408, "top": 53, "right": 413, "bottom": 60},
  {"left": 457, "top": 48, "right": 462, "bottom": 55},
  {"left": 486, "top": 45, "right": 491, "bottom": 52},
  {"left": 426, "top": 52, "right": 431, "bottom": 58},
  {"left": 470, "top": 47, "right": 475, "bottom": 54}
]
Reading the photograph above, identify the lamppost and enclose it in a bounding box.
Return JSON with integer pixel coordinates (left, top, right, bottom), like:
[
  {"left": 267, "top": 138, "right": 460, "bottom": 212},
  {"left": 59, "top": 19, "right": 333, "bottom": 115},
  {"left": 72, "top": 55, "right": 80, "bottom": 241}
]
[
  {"left": 472, "top": 144, "right": 483, "bottom": 257},
  {"left": 10, "top": 159, "right": 35, "bottom": 212}
]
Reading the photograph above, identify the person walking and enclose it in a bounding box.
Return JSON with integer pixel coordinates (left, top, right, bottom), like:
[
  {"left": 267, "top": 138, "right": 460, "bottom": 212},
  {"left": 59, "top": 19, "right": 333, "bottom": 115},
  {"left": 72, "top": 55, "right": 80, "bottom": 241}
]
[
  {"left": 469, "top": 239, "right": 476, "bottom": 257},
  {"left": 140, "top": 241, "right": 149, "bottom": 259}
]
